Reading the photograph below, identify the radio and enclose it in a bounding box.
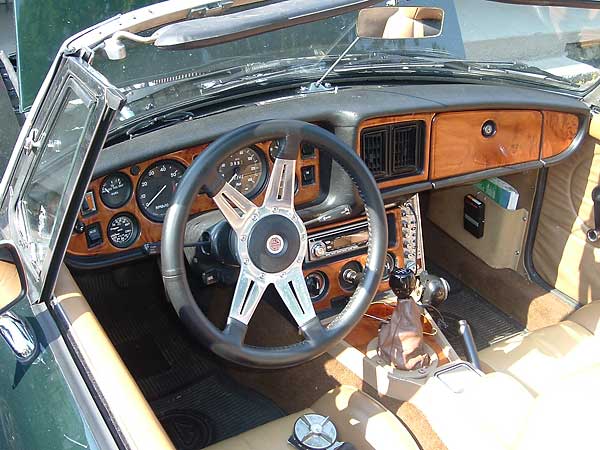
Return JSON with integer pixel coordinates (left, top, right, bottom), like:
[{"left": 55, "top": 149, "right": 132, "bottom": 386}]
[{"left": 306, "top": 221, "right": 369, "bottom": 262}]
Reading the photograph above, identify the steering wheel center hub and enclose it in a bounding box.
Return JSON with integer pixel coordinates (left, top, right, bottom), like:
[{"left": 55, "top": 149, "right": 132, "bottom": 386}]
[
  {"left": 266, "top": 234, "right": 285, "bottom": 254},
  {"left": 247, "top": 214, "right": 301, "bottom": 273}
]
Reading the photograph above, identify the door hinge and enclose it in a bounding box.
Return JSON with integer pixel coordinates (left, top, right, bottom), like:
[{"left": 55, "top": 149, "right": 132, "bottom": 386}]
[{"left": 23, "top": 128, "right": 44, "bottom": 154}]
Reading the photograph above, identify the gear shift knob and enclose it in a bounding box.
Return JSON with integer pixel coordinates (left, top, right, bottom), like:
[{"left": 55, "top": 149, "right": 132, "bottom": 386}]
[{"left": 389, "top": 268, "right": 416, "bottom": 299}]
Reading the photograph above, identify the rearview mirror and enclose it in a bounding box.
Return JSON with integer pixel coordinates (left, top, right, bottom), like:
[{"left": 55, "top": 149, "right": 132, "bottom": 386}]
[
  {"left": 357, "top": 7, "right": 444, "bottom": 40},
  {"left": 0, "top": 242, "right": 27, "bottom": 314}
]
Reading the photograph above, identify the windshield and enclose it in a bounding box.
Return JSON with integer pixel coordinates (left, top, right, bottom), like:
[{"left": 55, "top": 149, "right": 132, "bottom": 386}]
[{"left": 92, "top": 0, "right": 600, "bottom": 128}]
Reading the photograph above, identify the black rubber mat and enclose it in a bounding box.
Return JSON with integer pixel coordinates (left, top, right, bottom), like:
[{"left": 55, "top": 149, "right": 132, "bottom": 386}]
[
  {"left": 73, "top": 260, "right": 284, "bottom": 449},
  {"left": 426, "top": 262, "right": 525, "bottom": 355}
]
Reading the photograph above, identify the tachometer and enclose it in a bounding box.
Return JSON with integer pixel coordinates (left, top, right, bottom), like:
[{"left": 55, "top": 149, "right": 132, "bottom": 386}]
[
  {"left": 217, "top": 146, "right": 267, "bottom": 198},
  {"left": 136, "top": 160, "right": 186, "bottom": 222},
  {"left": 100, "top": 172, "right": 132, "bottom": 209},
  {"left": 107, "top": 214, "right": 139, "bottom": 248}
]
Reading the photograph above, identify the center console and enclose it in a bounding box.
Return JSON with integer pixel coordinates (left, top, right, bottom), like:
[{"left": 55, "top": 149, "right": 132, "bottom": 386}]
[
  {"left": 304, "top": 196, "right": 426, "bottom": 318},
  {"left": 305, "top": 194, "right": 481, "bottom": 402}
]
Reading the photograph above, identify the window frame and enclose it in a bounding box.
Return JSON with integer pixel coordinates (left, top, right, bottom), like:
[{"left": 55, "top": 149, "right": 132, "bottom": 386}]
[{"left": 6, "top": 56, "right": 124, "bottom": 303}]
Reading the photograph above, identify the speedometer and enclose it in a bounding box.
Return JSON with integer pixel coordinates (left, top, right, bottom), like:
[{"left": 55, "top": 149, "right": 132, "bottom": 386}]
[
  {"left": 136, "top": 160, "right": 186, "bottom": 222},
  {"left": 217, "top": 146, "right": 267, "bottom": 198}
]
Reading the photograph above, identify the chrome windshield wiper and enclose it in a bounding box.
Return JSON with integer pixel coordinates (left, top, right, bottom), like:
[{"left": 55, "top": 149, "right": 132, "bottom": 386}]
[
  {"left": 439, "top": 60, "right": 580, "bottom": 88},
  {"left": 125, "top": 110, "right": 195, "bottom": 138},
  {"left": 331, "top": 55, "right": 581, "bottom": 89}
]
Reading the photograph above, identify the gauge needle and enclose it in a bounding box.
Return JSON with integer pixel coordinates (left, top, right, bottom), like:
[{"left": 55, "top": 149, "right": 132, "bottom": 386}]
[{"left": 146, "top": 185, "right": 167, "bottom": 207}]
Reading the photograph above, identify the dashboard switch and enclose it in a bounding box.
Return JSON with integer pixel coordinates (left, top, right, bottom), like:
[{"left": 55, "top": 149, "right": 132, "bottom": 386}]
[
  {"left": 301, "top": 166, "right": 315, "bottom": 185},
  {"left": 85, "top": 223, "right": 103, "bottom": 248},
  {"left": 81, "top": 191, "right": 97, "bottom": 217},
  {"left": 301, "top": 142, "right": 316, "bottom": 159}
]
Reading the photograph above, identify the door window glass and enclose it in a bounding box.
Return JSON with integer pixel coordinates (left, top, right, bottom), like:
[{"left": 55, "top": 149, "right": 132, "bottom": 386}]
[{"left": 19, "top": 87, "right": 92, "bottom": 270}]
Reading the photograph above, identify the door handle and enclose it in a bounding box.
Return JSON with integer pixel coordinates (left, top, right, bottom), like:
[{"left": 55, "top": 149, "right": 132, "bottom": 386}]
[
  {"left": 0, "top": 312, "right": 37, "bottom": 363},
  {"left": 587, "top": 187, "right": 600, "bottom": 243}
]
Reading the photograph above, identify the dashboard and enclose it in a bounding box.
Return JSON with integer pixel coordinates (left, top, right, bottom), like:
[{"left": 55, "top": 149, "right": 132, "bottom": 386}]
[
  {"left": 65, "top": 83, "right": 589, "bottom": 314},
  {"left": 68, "top": 141, "right": 322, "bottom": 257}
]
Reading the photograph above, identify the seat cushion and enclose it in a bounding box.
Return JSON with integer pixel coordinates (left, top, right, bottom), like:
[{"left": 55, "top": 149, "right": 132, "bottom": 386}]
[
  {"left": 514, "top": 364, "right": 600, "bottom": 450},
  {"left": 567, "top": 300, "right": 600, "bottom": 335},
  {"left": 478, "top": 320, "right": 600, "bottom": 395},
  {"left": 205, "top": 385, "right": 419, "bottom": 450}
]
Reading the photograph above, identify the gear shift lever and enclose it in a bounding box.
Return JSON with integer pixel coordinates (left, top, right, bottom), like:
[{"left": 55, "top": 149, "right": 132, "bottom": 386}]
[
  {"left": 389, "top": 267, "right": 417, "bottom": 299},
  {"left": 377, "top": 268, "right": 430, "bottom": 370}
]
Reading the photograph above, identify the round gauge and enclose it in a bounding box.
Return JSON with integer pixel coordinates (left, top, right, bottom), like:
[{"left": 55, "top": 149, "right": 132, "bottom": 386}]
[
  {"left": 107, "top": 214, "right": 139, "bottom": 248},
  {"left": 136, "top": 160, "right": 186, "bottom": 222},
  {"left": 217, "top": 146, "right": 267, "bottom": 198},
  {"left": 100, "top": 172, "right": 132, "bottom": 209}
]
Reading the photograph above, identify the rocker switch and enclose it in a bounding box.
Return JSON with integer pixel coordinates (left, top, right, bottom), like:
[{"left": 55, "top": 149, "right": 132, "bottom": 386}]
[{"left": 85, "top": 223, "right": 103, "bottom": 248}]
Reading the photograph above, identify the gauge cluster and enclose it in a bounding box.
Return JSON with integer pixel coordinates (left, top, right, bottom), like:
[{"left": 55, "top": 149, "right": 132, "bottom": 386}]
[{"left": 68, "top": 140, "right": 321, "bottom": 258}]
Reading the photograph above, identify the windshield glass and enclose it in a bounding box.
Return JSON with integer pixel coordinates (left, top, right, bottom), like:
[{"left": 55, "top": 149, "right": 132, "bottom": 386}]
[{"left": 92, "top": 0, "right": 600, "bottom": 128}]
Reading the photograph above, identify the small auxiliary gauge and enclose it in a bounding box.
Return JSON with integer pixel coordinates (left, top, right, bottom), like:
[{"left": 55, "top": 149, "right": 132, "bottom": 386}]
[
  {"left": 100, "top": 172, "right": 133, "bottom": 209},
  {"left": 107, "top": 213, "right": 139, "bottom": 249}
]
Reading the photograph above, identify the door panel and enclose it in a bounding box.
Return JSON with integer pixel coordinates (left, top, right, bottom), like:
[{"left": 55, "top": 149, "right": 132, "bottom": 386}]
[{"left": 532, "top": 114, "right": 600, "bottom": 304}]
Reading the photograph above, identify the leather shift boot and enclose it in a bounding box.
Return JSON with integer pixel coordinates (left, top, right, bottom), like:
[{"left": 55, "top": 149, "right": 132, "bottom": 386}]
[{"left": 377, "top": 298, "right": 430, "bottom": 370}]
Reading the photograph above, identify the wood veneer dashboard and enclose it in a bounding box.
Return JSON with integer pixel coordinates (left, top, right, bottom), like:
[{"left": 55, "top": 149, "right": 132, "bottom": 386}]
[
  {"left": 68, "top": 108, "right": 581, "bottom": 261},
  {"left": 67, "top": 141, "right": 321, "bottom": 257},
  {"left": 356, "top": 109, "right": 580, "bottom": 188}
]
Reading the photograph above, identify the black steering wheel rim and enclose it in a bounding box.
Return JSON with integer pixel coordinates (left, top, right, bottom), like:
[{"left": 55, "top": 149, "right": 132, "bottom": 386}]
[{"left": 161, "top": 120, "right": 387, "bottom": 368}]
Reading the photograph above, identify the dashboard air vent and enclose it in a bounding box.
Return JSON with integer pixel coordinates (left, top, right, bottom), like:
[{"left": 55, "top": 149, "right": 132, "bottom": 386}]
[
  {"left": 361, "top": 126, "right": 387, "bottom": 179},
  {"left": 360, "top": 121, "right": 425, "bottom": 182}
]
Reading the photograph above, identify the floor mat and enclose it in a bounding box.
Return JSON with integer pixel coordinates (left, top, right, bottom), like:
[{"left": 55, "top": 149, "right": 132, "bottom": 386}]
[
  {"left": 426, "top": 262, "right": 525, "bottom": 355},
  {"left": 74, "top": 260, "right": 284, "bottom": 449}
]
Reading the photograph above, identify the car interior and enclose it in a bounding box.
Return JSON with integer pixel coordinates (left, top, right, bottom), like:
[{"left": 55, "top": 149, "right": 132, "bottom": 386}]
[{"left": 39, "top": 2, "right": 600, "bottom": 450}]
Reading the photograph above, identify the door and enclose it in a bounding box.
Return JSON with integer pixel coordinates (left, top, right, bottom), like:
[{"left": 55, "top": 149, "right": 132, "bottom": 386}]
[
  {"left": 0, "top": 54, "right": 124, "bottom": 449},
  {"left": 530, "top": 110, "right": 600, "bottom": 306}
]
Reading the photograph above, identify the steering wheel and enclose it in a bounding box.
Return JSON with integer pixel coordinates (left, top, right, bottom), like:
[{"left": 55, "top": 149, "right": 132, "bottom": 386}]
[{"left": 161, "top": 120, "right": 387, "bottom": 368}]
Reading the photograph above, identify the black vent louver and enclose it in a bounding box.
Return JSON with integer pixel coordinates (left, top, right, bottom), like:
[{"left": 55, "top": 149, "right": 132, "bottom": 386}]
[
  {"left": 361, "top": 126, "right": 387, "bottom": 179},
  {"left": 360, "top": 121, "right": 425, "bottom": 181}
]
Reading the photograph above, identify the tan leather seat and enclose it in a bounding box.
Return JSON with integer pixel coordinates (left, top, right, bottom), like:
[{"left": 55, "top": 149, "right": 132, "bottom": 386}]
[
  {"left": 205, "top": 385, "right": 420, "bottom": 450},
  {"left": 460, "top": 365, "right": 600, "bottom": 450},
  {"left": 479, "top": 301, "right": 600, "bottom": 395}
]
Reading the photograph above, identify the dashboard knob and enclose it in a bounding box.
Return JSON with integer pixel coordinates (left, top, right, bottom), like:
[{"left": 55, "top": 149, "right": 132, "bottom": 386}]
[
  {"left": 311, "top": 242, "right": 327, "bottom": 259},
  {"left": 389, "top": 267, "right": 416, "bottom": 299}
]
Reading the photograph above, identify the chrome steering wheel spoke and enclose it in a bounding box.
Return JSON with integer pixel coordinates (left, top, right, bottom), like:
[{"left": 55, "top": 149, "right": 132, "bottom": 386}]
[
  {"left": 227, "top": 267, "right": 268, "bottom": 327},
  {"left": 274, "top": 267, "right": 317, "bottom": 329},
  {"left": 263, "top": 141, "right": 298, "bottom": 213},
  {"left": 213, "top": 182, "right": 259, "bottom": 234}
]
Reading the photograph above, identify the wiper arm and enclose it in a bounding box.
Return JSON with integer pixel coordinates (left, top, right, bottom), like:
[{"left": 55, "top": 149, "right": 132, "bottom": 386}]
[
  {"left": 125, "top": 110, "right": 195, "bottom": 138},
  {"left": 441, "top": 60, "right": 579, "bottom": 87}
]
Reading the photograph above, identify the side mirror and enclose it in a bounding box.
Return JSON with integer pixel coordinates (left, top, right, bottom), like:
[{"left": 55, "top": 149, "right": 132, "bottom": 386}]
[
  {"left": 0, "top": 242, "right": 27, "bottom": 314},
  {"left": 357, "top": 6, "right": 444, "bottom": 40}
]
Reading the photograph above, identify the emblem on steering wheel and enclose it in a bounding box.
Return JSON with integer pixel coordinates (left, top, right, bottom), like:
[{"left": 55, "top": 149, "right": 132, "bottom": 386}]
[{"left": 266, "top": 234, "right": 285, "bottom": 254}]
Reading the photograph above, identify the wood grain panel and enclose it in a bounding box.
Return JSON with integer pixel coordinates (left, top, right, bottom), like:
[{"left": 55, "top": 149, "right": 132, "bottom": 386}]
[
  {"left": 356, "top": 113, "right": 434, "bottom": 189},
  {"left": 541, "top": 111, "right": 580, "bottom": 159},
  {"left": 68, "top": 141, "right": 320, "bottom": 257},
  {"left": 306, "top": 208, "right": 404, "bottom": 312},
  {"left": 430, "top": 110, "right": 542, "bottom": 179}
]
